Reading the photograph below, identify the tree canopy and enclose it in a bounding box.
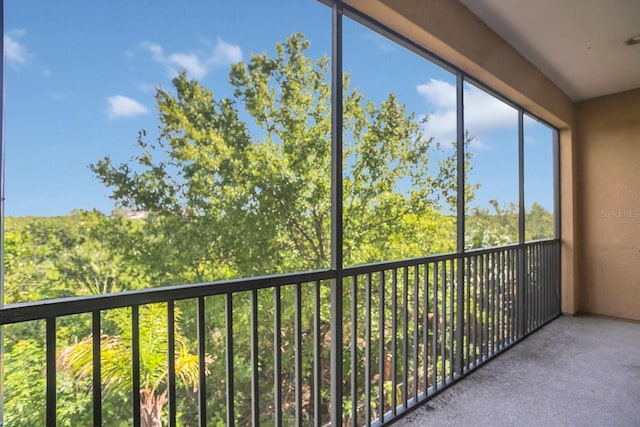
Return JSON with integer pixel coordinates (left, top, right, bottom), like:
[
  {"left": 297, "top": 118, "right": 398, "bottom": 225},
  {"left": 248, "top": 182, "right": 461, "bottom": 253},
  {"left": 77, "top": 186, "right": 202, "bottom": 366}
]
[{"left": 91, "top": 33, "right": 458, "bottom": 284}]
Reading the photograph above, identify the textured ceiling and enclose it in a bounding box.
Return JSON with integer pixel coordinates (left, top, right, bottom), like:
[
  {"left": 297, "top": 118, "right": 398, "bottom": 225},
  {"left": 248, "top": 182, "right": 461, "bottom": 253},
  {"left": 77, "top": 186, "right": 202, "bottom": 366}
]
[{"left": 458, "top": 0, "right": 640, "bottom": 101}]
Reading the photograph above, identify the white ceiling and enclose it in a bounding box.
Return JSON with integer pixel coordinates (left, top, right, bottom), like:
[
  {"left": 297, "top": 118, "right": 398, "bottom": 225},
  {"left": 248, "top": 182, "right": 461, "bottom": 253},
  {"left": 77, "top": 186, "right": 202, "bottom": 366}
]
[{"left": 458, "top": 0, "right": 640, "bottom": 101}]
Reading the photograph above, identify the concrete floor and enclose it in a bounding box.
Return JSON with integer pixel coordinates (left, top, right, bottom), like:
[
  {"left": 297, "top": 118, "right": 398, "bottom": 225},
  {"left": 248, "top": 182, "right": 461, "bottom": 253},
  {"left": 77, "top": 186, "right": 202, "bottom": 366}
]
[{"left": 392, "top": 315, "right": 640, "bottom": 427}]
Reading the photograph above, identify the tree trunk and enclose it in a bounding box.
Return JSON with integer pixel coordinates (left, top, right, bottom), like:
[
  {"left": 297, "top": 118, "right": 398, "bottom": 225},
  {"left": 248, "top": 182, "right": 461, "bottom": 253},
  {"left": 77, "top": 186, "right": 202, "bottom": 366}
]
[{"left": 140, "top": 388, "right": 168, "bottom": 427}]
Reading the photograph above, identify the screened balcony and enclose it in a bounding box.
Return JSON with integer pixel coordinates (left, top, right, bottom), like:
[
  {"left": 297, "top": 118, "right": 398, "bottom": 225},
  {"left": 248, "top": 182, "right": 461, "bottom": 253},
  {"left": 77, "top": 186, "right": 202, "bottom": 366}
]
[{"left": 2, "top": 0, "right": 640, "bottom": 426}]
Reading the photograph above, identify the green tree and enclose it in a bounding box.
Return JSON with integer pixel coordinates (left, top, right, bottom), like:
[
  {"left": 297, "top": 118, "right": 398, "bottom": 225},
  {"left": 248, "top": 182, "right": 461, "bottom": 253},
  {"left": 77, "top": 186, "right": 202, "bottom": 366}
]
[
  {"left": 466, "top": 200, "right": 554, "bottom": 248},
  {"left": 91, "top": 33, "right": 459, "bottom": 283},
  {"left": 466, "top": 200, "right": 519, "bottom": 248},
  {"left": 87, "top": 32, "right": 468, "bottom": 424},
  {"left": 60, "top": 304, "right": 208, "bottom": 427},
  {"left": 525, "top": 202, "right": 554, "bottom": 240}
]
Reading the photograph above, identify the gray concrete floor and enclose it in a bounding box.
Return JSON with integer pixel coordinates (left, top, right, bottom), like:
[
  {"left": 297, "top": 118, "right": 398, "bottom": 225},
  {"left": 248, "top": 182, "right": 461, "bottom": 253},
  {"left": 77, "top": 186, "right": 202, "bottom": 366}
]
[{"left": 393, "top": 315, "right": 640, "bottom": 427}]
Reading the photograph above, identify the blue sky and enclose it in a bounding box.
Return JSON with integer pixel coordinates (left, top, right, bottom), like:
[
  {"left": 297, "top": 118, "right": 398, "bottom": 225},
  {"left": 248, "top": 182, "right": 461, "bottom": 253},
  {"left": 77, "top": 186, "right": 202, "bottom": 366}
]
[{"left": 3, "top": 0, "right": 554, "bottom": 217}]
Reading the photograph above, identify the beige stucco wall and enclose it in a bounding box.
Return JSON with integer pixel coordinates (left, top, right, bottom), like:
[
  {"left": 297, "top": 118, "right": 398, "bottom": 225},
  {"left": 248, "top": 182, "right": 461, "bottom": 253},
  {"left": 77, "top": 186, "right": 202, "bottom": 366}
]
[
  {"left": 342, "top": 0, "right": 579, "bottom": 314},
  {"left": 575, "top": 88, "right": 640, "bottom": 321}
]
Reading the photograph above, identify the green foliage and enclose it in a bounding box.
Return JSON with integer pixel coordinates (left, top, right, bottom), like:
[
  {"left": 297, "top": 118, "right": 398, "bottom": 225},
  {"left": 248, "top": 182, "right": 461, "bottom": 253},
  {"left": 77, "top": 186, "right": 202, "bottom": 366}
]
[
  {"left": 59, "top": 304, "right": 206, "bottom": 427},
  {"left": 3, "top": 339, "right": 47, "bottom": 427},
  {"left": 91, "top": 33, "right": 458, "bottom": 282},
  {"left": 4, "top": 211, "right": 150, "bottom": 304},
  {"left": 466, "top": 200, "right": 554, "bottom": 248}
]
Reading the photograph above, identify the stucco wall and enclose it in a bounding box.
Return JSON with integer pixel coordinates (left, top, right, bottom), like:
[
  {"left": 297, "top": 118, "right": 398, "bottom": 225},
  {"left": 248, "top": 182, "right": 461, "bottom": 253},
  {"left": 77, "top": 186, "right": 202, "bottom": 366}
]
[{"left": 576, "top": 88, "right": 640, "bottom": 321}]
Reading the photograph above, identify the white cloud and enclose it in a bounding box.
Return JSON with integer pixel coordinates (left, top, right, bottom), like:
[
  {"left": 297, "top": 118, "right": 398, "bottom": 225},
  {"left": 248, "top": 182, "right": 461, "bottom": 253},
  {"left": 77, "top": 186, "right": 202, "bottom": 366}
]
[
  {"left": 417, "top": 79, "right": 517, "bottom": 148},
  {"left": 5, "top": 31, "right": 28, "bottom": 66},
  {"left": 142, "top": 41, "right": 164, "bottom": 61},
  {"left": 142, "top": 38, "right": 242, "bottom": 79},
  {"left": 107, "top": 95, "right": 148, "bottom": 119},
  {"left": 417, "top": 79, "right": 456, "bottom": 110},
  {"left": 209, "top": 38, "right": 243, "bottom": 67},
  {"left": 169, "top": 52, "right": 207, "bottom": 79}
]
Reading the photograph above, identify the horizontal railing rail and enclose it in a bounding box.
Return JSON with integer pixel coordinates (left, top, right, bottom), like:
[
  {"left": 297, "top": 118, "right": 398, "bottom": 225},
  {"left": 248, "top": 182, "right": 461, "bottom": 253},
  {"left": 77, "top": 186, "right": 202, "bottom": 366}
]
[{"left": 0, "top": 239, "right": 560, "bottom": 426}]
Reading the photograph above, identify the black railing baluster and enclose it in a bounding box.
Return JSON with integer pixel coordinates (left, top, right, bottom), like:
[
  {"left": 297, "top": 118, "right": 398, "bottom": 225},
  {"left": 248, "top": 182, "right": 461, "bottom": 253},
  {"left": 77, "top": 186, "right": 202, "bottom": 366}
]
[
  {"left": 197, "top": 297, "right": 206, "bottom": 427},
  {"left": 226, "top": 293, "right": 235, "bottom": 427},
  {"left": 491, "top": 252, "right": 500, "bottom": 356},
  {"left": 448, "top": 259, "right": 454, "bottom": 381},
  {"left": 274, "top": 286, "right": 282, "bottom": 427},
  {"left": 522, "top": 246, "right": 527, "bottom": 335},
  {"left": 391, "top": 268, "right": 398, "bottom": 416},
  {"left": 531, "top": 246, "right": 540, "bottom": 329},
  {"left": 504, "top": 249, "right": 508, "bottom": 346},
  {"left": 509, "top": 249, "right": 514, "bottom": 343},
  {"left": 488, "top": 253, "right": 493, "bottom": 353},
  {"left": 532, "top": 246, "right": 537, "bottom": 329},
  {"left": 536, "top": 245, "right": 541, "bottom": 327},
  {"left": 314, "top": 281, "right": 321, "bottom": 427},
  {"left": 498, "top": 250, "right": 503, "bottom": 350},
  {"left": 531, "top": 246, "right": 536, "bottom": 328},
  {"left": 552, "top": 244, "right": 556, "bottom": 317},
  {"left": 251, "top": 289, "right": 259, "bottom": 427},
  {"left": 537, "top": 245, "right": 541, "bottom": 326},
  {"left": 378, "top": 270, "right": 385, "bottom": 422},
  {"left": 540, "top": 245, "right": 544, "bottom": 325},
  {"left": 365, "top": 273, "right": 372, "bottom": 427},
  {"left": 491, "top": 252, "right": 496, "bottom": 356},
  {"left": 402, "top": 266, "right": 408, "bottom": 409},
  {"left": 92, "top": 311, "right": 102, "bottom": 427},
  {"left": 470, "top": 256, "right": 475, "bottom": 367},
  {"left": 497, "top": 252, "right": 502, "bottom": 348},
  {"left": 509, "top": 249, "right": 517, "bottom": 343},
  {"left": 350, "top": 276, "right": 357, "bottom": 427},
  {"left": 557, "top": 243, "right": 561, "bottom": 314},
  {"left": 167, "top": 301, "right": 176, "bottom": 427},
  {"left": 412, "top": 264, "right": 419, "bottom": 404},
  {"left": 529, "top": 245, "right": 533, "bottom": 332},
  {"left": 478, "top": 254, "right": 489, "bottom": 362},
  {"left": 543, "top": 245, "right": 548, "bottom": 323},
  {"left": 515, "top": 248, "right": 519, "bottom": 338},
  {"left": 46, "top": 317, "right": 57, "bottom": 427},
  {"left": 546, "top": 244, "right": 551, "bottom": 321},
  {"left": 543, "top": 245, "right": 548, "bottom": 322},
  {"left": 423, "top": 263, "right": 429, "bottom": 395},
  {"left": 433, "top": 261, "right": 439, "bottom": 391},
  {"left": 476, "top": 255, "right": 482, "bottom": 362},
  {"left": 132, "top": 305, "right": 140, "bottom": 427},
  {"left": 507, "top": 249, "right": 512, "bottom": 342},
  {"left": 507, "top": 249, "right": 512, "bottom": 344},
  {"left": 529, "top": 246, "right": 534, "bottom": 332},
  {"left": 545, "top": 244, "right": 549, "bottom": 318},
  {"left": 455, "top": 255, "right": 464, "bottom": 377},
  {"left": 296, "top": 283, "right": 303, "bottom": 427},
  {"left": 442, "top": 261, "right": 447, "bottom": 382},
  {"left": 504, "top": 250, "right": 508, "bottom": 344},
  {"left": 465, "top": 256, "right": 471, "bottom": 371}
]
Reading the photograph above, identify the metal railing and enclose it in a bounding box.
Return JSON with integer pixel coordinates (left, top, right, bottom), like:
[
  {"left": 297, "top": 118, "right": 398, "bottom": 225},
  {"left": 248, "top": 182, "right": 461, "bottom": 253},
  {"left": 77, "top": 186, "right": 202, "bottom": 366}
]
[{"left": 0, "top": 239, "right": 560, "bottom": 426}]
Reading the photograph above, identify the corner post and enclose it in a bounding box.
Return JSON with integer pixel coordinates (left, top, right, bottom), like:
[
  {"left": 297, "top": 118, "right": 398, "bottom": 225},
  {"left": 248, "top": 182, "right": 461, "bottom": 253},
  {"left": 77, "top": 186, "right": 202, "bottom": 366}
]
[
  {"left": 455, "top": 73, "right": 465, "bottom": 376},
  {"left": 330, "top": 3, "right": 344, "bottom": 426}
]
